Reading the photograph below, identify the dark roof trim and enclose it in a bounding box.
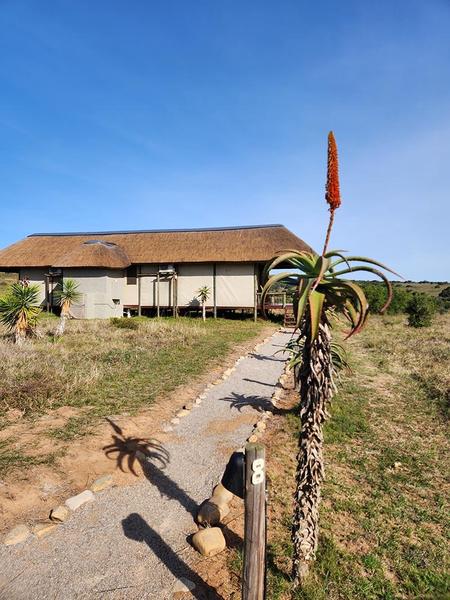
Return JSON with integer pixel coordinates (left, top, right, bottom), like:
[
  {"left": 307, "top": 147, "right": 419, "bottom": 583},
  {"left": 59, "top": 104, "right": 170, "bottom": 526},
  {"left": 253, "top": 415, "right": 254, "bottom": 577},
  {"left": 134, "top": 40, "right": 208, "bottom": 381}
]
[{"left": 28, "top": 224, "right": 285, "bottom": 237}]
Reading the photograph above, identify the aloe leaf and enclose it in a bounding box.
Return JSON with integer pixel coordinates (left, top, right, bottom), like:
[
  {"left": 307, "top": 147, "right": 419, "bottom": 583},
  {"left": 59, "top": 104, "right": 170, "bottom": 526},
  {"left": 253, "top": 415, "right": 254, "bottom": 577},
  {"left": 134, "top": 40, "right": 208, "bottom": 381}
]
[
  {"left": 262, "top": 251, "right": 315, "bottom": 279},
  {"left": 309, "top": 290, "right": 325, "bottom": 340},
  {"left": 330, "top": 256, "right": 402, "bottom": 278},
  {"left": 295, "top": 278, "right": 315, "bottom": 328},
  {"left": 327, "top": 266, "right": 393, "bottom": 313}
]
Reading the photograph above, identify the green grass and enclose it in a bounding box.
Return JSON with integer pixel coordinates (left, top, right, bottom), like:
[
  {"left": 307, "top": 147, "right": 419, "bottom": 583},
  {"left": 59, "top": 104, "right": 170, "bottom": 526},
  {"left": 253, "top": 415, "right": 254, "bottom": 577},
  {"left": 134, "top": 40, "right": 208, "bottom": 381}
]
[
  {"left": 0, "top": 439, "right": 56, "bottom": 478},
  {"left": 0, "top": 316, "right": 272, "bottom": 438},
  {"left": 263, "top": 314, "right": 450, "bottom": 600}
]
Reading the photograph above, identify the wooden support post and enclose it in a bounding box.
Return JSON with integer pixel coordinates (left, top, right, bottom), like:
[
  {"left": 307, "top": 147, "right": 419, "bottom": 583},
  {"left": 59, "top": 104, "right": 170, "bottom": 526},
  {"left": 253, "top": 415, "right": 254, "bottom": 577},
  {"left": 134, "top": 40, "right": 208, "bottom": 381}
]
[
  {"left": 45, "top": 275, "right": 50, "bottom": 313},
  {"left": 213, "top": 263, "right": 217, "bottom": 319},
  {"left": 156, "top": 271, "right": 160, "bottom": 318},
  {"left": 173, "top": 274, "right": 178, "bottom": 318},
  {"left": 253, "top": 265, "right": 258, "bottom": 322},
  {"left": 137, "top": 267, "right": 142, "bottom": 317},
  {"left": 242, "top": 443, "right": 266, "bottom": 600}
]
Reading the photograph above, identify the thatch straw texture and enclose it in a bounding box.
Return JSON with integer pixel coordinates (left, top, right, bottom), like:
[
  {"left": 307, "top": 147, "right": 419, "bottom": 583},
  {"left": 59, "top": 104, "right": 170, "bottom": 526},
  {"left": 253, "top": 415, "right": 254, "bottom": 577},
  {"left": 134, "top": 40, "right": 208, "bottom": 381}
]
[
  {"left": 55, "top": 241, "right": 131, "bottom": 269},
  {"left": 0, "top": 225, "right": 312, "bottom": 268}
]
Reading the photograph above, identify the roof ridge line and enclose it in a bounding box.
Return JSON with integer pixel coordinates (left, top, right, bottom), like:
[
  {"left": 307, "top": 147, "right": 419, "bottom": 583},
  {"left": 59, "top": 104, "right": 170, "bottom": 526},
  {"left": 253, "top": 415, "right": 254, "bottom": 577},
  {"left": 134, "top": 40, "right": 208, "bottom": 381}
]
[{"left": 28, "top": 224, "right": 285, "bottom": 237}]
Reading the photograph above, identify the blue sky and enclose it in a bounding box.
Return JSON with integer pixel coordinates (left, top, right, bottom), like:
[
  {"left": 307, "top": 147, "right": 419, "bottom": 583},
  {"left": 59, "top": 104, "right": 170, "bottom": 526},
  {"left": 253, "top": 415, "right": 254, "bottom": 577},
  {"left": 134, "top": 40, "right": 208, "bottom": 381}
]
[{"left": 1, "top": 1, "right": 449, "bottom": 280}]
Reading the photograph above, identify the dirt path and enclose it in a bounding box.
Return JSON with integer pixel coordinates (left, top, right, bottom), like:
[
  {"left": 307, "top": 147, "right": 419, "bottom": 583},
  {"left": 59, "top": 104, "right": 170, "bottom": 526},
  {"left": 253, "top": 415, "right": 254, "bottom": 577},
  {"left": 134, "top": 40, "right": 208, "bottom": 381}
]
[
  {"left": 0, "top": 329, "right": 290, "bottom": 600},
  {"left": 0, "top": 324, "right": 276, "bottom": 531}
]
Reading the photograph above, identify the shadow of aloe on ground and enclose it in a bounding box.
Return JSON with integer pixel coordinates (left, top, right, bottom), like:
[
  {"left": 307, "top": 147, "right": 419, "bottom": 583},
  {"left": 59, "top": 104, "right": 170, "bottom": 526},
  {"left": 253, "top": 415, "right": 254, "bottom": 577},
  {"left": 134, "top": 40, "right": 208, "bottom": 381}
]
[
  {"left": 103, "top": 417, "right": 247, "bottom": 597},
  {"left": 103, "top": 418, "right": 197, "bottom": 515}
]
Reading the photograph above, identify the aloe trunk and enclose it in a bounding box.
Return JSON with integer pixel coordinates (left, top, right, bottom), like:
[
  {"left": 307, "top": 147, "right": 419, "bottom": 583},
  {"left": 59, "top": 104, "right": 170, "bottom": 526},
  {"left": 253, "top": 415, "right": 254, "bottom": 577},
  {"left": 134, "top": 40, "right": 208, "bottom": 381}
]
[
  {"left": 56, "top": 311, "right": 67, "bottom": 336},
  {"left": 292, "top": 318, "right": 334, "bottom": 585},
  {"left": 14, "top": 328, "right": 26, "bottom": 346},
  {"left": 202, "top": 301, "right": 206, "bottom": 321}
]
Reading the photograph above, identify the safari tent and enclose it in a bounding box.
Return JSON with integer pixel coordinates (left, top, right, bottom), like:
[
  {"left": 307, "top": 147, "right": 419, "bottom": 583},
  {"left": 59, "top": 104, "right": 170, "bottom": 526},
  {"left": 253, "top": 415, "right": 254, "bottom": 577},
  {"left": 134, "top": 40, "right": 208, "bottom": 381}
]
[{"left": 0, "top": 225, "right": 312, "bottom": 319}]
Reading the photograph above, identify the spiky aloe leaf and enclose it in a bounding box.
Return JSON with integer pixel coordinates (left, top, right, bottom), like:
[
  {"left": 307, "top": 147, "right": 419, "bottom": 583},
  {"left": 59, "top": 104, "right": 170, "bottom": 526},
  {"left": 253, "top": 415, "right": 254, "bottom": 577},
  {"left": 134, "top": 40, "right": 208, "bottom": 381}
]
[
  {"left": 330, "top": 256, "right": 401, "bottom": 278},
  {"left": 328, "top": 266, "right": 393, "bottom": 313},
  {"left": 292, "top": 278, "right": 314, "bottom": 327},
  {"left": 309, "top": 290, "right": 326, "bottom": 340}
]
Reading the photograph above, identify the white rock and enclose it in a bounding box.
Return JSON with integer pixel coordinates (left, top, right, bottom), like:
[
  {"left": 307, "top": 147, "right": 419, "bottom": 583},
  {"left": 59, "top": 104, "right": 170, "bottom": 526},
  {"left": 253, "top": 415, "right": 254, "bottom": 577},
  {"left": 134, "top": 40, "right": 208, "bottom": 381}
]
[
  {"left": 248, "top": 434, "right": 259, "bottom": 443},
  {"left": 194, "top": 398, "right": 202, "bottom": 405},
  {"left": 212, "top": 482, "right": 234, "bottom": 505},
  {"left": 173, "top": 577, "right": 196, "bottom": 593},
  {"left": 65, "top": 490, "right": 95, "bottom": 511},
  {"left": 91, "top": 474, "right": 114, "bottom": 492},
  {"left": 192, "top": 527, "right": 226, "bottom": 557},
  {"left": 196, "top": 501, "right": 229, "bottom": 526},
  {"left": 176, "top": 409, "right": 190, "bottom": 418},
  {"left": 162, "top": 424, "right": 174, "bottom": 432},
  {"left": 256, "top": 421, "right": 267, "bottom": 431},
  {"left": 33, "top": 522, "right": 58, "bottom": 539},
  {"left": 171, "top": 417, "right": 180, "bottom": 425},
  {"left": 49, "top": 505, "right": 70, "bottom": 523},
  {"left": 3, "top": 524, "right": 30, "bottom": 546}
]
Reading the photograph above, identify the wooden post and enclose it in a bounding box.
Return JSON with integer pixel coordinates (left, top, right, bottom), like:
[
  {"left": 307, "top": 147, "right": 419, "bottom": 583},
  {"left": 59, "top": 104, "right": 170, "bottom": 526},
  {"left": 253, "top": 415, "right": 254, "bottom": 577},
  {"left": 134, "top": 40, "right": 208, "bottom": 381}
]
[
  {"left": 173, "top": 274, "right": 178, "bottom": 318},
  {"left": 253, "top": 265, "right": 258, "bottom": 322},
  {"left": 213, "top": 263, "right": 217, "bottom": 319},
  {"left": 156, "top": 271, "right": 160, "bottom": 318},
  {"left": 44, "top": 275, "right": 50, "bottom": 313},
  {"left": 137, "top": 267, "right": 142, "bottom": 317},
  {"left": 242, "top": 443, "right": 266, "bottom": 600}
]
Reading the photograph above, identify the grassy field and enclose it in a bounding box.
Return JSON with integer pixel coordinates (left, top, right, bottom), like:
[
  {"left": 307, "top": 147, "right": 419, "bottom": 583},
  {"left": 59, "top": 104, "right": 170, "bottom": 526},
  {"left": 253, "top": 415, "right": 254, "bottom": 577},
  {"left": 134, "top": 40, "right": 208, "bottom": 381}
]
[
  {"left": 0, "top": 315, "right": 271, "bottom": 444},
  {"left": 236, "top": 314, "right": 449, "bottom": 599},
  {"left": 393, "top": 281, "right": 449, "bottom": 297}
]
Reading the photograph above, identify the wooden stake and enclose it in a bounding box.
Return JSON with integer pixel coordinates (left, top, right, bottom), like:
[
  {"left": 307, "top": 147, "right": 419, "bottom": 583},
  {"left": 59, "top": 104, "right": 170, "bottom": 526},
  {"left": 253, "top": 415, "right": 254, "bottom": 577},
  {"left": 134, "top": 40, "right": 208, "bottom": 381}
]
[
  {"left": 213, "top": 263, "right": 217, "bottom": 319},
  {"left": 242, "top": 443, "right": 266, "bottom": 600},
  {"left": 137, "top": 267, "right": 142, "bottom": 317},
  {"left": 253, "top": 264, "right": 258, "bottom": 322},
  {"left": 156, "top": 271, "right": 160, "bottom": 318}
]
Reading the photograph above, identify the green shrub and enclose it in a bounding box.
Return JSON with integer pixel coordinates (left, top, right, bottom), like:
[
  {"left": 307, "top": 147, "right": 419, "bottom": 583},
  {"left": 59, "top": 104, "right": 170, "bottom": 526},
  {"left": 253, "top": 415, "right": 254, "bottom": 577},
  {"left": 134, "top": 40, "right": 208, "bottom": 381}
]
[
  {"left": 110, "top": 317, "right": 139, "bottom": 330},
  {"left": 359, "top": 282, "right": 413, "bottom": 315},
  {"left": 438, "top": 286, "right": 450, "bottom": 300},
  {"left": 405, "top": 294, "right": 437, "bottom": 328}
]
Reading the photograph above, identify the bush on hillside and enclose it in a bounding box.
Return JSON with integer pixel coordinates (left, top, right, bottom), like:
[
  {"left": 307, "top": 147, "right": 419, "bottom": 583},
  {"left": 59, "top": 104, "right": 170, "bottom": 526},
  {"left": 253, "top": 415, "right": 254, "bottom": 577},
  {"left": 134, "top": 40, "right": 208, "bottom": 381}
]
[
  {"left": 405, "top": 293, "right": 437, "bottom": 328},
  {"left": 359, "top": 282, "right": 412, "bottom": 315},
  {"left": 438, "top": 286, "right": 450, "bottom": 300}
]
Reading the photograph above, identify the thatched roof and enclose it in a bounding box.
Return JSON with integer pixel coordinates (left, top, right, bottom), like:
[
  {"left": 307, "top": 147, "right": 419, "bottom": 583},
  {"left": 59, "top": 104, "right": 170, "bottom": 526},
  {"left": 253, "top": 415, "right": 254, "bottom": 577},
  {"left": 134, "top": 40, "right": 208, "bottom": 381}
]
[
  {"left": 0, "top": 225, "right": 313, "bottom": 269},
  {"left": 55, "top": 240, "right": 131, "bottom": 269}
]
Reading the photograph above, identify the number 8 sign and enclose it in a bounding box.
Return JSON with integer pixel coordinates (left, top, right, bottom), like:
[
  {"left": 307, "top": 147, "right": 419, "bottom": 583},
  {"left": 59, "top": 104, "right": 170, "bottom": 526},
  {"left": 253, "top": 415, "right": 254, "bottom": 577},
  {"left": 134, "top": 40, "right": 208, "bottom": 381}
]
[{"left": 251, "top": 458, "right": 265, "bottom": 485}]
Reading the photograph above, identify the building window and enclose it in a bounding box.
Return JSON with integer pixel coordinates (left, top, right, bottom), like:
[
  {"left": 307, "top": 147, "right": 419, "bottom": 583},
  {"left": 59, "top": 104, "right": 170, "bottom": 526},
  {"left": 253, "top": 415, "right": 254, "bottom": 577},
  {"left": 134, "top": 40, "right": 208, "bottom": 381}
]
[{"left": 127, "top": 265, "right": 137, "bottom": 285}]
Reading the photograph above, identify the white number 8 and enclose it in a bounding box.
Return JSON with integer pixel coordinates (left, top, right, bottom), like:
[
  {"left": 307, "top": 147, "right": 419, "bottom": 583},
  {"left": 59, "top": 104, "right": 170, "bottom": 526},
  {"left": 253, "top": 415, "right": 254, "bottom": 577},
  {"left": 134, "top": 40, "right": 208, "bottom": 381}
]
[{"left": 251, "top": 458, "right": 265, "bottom": 485}]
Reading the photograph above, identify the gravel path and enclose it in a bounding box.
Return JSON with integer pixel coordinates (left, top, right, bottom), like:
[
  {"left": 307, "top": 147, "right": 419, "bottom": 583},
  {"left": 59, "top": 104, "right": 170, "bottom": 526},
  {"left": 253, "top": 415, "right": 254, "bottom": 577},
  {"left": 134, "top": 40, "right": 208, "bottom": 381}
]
[{"left": 0, "top": 330, "right": 290, "bottom": 600}]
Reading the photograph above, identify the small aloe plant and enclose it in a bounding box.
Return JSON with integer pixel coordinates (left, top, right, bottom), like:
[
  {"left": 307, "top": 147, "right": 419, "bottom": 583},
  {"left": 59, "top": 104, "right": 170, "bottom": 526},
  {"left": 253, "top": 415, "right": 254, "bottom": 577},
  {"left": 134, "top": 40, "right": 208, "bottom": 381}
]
[
  {"left": 261, "top": 132, "right": 398, "bottom": 585},
  {"left": 0, "top": 282, "right": 42, "bottom": 345},
  {"left": 54, "top": 279, "right": 82, "bottom": 336},
  {"left": 197, "top": 286, "right": 210, "bottom": 321}
]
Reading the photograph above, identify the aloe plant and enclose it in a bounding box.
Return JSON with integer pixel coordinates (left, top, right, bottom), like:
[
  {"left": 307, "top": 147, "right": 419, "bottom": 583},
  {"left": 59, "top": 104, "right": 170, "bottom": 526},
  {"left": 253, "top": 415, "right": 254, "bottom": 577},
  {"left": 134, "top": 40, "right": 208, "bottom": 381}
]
[
  {"left": 197, "top": 286, "right": 210, "bottom": 321},
  {"left": 54, "top": 279, "right": 82, "bottom": 336},
  {"left": 261, "top": 132, "right": 397, "bottom": 585},
  {"left": 0, "top": 282, "right": 42, "bottom": 345}
]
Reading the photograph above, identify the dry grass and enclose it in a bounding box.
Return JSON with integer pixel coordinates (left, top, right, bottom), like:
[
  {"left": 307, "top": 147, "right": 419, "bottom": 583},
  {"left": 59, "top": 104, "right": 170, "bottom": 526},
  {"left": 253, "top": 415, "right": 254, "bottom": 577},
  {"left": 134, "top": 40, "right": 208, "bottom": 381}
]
[
  {"left": 223, "top": 314, "right": 449, "bottom": 599},
  {"left": 0, "top": 315, "right": 270, "bottom": 434}
]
